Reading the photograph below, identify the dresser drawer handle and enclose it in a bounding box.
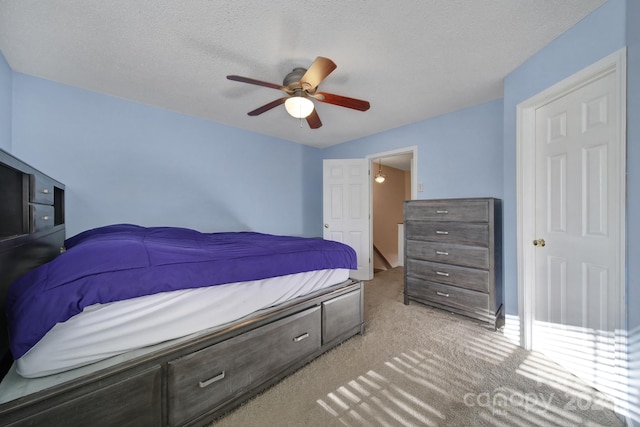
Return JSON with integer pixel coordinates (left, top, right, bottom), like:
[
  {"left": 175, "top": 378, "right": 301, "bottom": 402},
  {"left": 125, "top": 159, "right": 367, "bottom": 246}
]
[
  {"left": 435, "top": 230, "right": 449, "bottom": 235},
  {"left": 293, "top": 332, "right": 310, "bottom": 342},
  {"left": 436, "top": 210, "right": 449, "bottom": 214},
  {"left": 40, "top": 189, "right": 50, "bottom": 194},
  {"left": 41, "top": 216, "right": 50, "bottom": 221},
  {"left": 436, "top": 291, "right": 450, "bottom": 297},
  {"left": 199, "top": 371, "right": 226, "bottom": 388},
  {"left": 435, "top": 251, "right": 449, "bottom": 256},
  {"left": 436, "top": 271, "right": 450, "bottom": 277}
]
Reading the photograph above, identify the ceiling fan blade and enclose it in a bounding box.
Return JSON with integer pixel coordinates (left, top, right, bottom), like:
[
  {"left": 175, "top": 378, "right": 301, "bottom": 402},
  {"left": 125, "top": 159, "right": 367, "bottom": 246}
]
[
  {"left": 247, "top": 98, "right": 288, "bottom": 116},
  {"left": 227, "top": 75, "right": 286, "bottom": 91},
  {"left": 306, "top": 109, "right": 322, "bottom": 129},
  {"left": 300, "top": 57, "right": 336, "bottom": 91},
  {"left": 315, "top": 92, "right": 370, "bottom": 111}
]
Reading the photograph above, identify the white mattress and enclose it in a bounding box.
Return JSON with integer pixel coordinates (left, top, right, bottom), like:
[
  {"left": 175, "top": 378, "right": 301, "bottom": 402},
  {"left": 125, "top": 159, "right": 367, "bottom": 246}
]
[{"left": 16, "top": 268, "right": 349, "bottom": 378}]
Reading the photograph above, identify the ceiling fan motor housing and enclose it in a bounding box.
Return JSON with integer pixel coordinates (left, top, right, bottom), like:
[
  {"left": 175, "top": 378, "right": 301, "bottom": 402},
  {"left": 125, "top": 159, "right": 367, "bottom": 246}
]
[{"left": 283, "top": 67, "right": 307, "bottom": 88}]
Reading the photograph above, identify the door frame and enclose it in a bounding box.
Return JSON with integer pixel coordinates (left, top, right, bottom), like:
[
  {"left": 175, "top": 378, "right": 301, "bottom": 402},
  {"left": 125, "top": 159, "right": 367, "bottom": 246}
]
[
  {"left": 366, "top": 146, "right": 418, "bottom": 276},
  {"left": 516, "top": 48, "right": 627, "bottom": 352},
  {"left": 366, "top": 146, "right": 419, "bottom": 202}
]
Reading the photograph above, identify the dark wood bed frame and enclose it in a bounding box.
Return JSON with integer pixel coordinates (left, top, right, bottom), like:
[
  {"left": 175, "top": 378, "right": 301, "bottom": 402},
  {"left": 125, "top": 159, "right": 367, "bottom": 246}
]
[{"left": 0, "top": 149, "right": 365, "bottom": 426}]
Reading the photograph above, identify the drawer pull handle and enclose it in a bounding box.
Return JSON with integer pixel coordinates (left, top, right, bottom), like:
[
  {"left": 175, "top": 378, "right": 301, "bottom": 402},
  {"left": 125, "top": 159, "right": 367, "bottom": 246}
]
[
  {"left": 41, "top": 216, "right": 50, "bottom": 221},
  {"left": 436, "top": 271, "right": 450, "bottom": 277},
  {"left": 293, "top": 332, "right": 310, "bottom": 342},
  {"left": 436, "top": 291, "right": 450, "bottom": 298},
  {"left": 41, "top": 189, "right": 50, "bottom": 194},
  {"left": 436, "top": 251, "right": 449, "bottom": 256},
  {"left": 199, "top": 371, "right": 225, "bottom": 388},
  {"left": 435, "top": 230, "right": 449, "bottom": 235},
  {"left": 436, "top": 210, "right": 449, "bottom": 214}
]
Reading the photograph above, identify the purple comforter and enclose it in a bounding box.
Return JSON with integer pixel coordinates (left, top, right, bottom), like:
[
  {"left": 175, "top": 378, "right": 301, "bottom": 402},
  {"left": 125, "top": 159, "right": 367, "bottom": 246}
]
[{"left": 7, "top": 224, "right": 356, "bottom": 359}]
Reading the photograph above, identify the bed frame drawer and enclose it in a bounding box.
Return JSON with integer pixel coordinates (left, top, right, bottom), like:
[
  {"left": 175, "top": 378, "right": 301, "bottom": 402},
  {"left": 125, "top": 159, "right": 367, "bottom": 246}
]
[
  {"left": 167, "top": 306, "right": 321, "bottom": 426},
  {"left": 29, "top": 174, "right": 55, "bottom": 205},
  {"left": 3, "top": 366, "right": 162, "bottom": 427},
  {"left": 29, "top": 204, "right": 55, "bottom": 232},
  {"left": 322, "top": 289, "right": 362, "bottom": 345}
]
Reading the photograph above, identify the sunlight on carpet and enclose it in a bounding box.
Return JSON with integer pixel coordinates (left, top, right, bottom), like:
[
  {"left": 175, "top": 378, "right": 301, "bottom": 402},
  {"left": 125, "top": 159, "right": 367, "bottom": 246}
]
[
  {"left": 212, "top": 268, "right": 625, "bottom": 427},
  {"left": 316, "top": 369, "right": 445, "bottom": 427},
  {"left": 314, "top": 345, "right": 621, "bottom": 427}
]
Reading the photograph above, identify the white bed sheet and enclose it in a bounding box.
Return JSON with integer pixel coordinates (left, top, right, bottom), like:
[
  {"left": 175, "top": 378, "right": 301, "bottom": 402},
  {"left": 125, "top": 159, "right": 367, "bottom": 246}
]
[{"left": 16, "top": 268, "right": 349, "bottom": 378}]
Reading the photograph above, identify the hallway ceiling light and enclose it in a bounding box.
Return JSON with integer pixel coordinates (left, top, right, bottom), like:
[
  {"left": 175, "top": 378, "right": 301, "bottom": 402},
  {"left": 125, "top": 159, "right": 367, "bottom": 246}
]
[{"left": 374, "top": 159, "right": 386, "bottom": 183}]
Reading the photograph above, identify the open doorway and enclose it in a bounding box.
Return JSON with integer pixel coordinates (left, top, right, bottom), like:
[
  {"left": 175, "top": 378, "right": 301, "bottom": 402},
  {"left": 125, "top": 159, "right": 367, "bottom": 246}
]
[{"left": 368, "top": 148, "right": 416, "bottom": 274}]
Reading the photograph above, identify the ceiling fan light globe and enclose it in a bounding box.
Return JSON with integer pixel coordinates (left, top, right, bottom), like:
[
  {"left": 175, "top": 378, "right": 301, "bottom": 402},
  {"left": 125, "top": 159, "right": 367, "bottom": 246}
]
[{"left": 285, "top": 96, "right": 314, "bottom": 118}]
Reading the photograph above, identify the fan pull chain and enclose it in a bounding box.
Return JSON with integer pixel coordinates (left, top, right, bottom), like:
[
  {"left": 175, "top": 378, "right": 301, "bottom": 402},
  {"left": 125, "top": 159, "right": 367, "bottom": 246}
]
[{"left": 299, "top": 101, "right": 304, "bottom": 127}]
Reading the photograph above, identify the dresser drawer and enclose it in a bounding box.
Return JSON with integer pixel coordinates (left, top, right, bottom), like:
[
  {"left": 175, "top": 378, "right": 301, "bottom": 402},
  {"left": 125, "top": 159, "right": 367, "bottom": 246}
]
[
  {"left": 167, "top": 306, "right": 321, "bottom": 426},
  {"left": 29, "top": 173, "right": 55, "bottom": 205},
  {"left": 406, "top": 258, "right": 489, "bottom": 293},
  {"left": 406, "top": 277, "right": 490, "bottom": 314},
  {"left": 404, "top": 199, "right": 489, "bottom": 222},
  {"left": 406, "top": 240, "right": 489, "bottom": 269},
  {"left": 405, "top": 221, "right": 489, "bottom": 246},
  {"left": 29, "top": 204, "right": 55, "bottom": 232}
]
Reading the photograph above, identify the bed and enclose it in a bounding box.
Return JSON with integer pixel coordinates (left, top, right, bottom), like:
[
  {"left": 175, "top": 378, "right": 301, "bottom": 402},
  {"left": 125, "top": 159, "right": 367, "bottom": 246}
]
[{"left": 0, "top": 149, "right": 365, "bottom": 426}]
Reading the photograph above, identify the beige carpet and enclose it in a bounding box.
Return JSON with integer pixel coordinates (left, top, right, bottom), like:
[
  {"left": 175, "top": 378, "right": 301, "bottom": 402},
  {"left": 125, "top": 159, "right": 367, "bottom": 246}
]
[{"left": 212, "top": 268, "right": 624, "bottom": 427}]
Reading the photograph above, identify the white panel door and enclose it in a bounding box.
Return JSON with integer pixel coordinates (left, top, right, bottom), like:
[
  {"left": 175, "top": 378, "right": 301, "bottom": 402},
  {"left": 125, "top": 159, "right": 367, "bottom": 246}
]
[
  {"left": 323, "top": 159, "right": 372, "bottom": 281},
  {"left": 532, "top": 69, "right": 621, "bottom": 392}
]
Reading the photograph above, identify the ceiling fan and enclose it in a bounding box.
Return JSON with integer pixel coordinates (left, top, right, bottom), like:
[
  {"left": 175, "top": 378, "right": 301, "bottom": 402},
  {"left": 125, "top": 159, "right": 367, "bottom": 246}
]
[{"left": 227, "top": 56, "right": 370, "bottom": 129}]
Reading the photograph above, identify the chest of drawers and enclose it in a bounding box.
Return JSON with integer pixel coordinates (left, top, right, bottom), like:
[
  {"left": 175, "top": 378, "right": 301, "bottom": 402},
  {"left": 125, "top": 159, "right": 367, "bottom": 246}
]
[{"left": 403, "top": 198, "right": 503, "bottom": 329}]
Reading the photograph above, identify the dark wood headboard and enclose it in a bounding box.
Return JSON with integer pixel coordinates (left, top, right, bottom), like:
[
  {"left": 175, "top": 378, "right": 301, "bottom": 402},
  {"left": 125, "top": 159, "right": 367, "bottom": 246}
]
[{"left": 0, "top": 149, "right": 65, "bottom": 378}]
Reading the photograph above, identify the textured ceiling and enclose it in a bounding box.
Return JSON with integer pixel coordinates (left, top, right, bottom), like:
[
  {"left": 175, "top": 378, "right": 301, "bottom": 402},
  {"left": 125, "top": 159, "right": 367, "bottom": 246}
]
[{"left": 0, "top": 0, "right": 606, "bottom": 148}]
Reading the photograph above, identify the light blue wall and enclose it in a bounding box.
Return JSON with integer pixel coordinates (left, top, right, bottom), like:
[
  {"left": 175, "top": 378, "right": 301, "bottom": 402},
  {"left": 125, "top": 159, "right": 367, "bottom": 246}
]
[
  {"left": 626, "top": 0, "right": 640, "bottom": 334},
  {"left": 322, "top": 99, "right": 504, "bottom": 200},
  {"left": 626, "top": 0, "right": 640, "bottom": 424},
  {"left": 302, "top": 146, "right": 323, "bottom": 234},
  {"left": 502, "top": 0, "right": 627, "bottom": 316},
  {"left": 11, "top": 73, "right": 323, "bottom": 238},
  {"left": 0, "top": 51, "right": 11, "bottom": 152}
]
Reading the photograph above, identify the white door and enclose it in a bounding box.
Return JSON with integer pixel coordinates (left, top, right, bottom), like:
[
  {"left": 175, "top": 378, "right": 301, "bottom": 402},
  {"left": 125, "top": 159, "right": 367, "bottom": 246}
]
[
  {"left": 531, "top": 67, "right": 622, "bottom": 393},
  {"left": 323, "top": 159, "right": 372, "bottom": 281}
]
